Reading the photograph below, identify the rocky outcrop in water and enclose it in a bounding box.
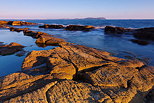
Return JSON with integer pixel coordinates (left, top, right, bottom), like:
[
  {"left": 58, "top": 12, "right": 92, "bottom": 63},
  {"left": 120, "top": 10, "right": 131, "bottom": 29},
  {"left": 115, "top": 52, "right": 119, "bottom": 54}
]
[
  {"left": 8, "top": 21, "right": 37, "bottom": 26},
  {"left": 0, "top": 43, "right": 153, "bottom": 103},
  {"left": 10, "top": 27, "right": 29, "bottom": 32},
  {"left": 133, "top": 27, "right": 154, "bottom": 40},
  {"left": 0, "top": 42, "right": 25, "bottom": 56},
  {"left": 104, "top": 26, "right": 132, "bottom": 34},
  {"left": 39, "top": 24, "right": 65, "bottom": 29},
  {"left": 36, "top": 35, "right": 67, "bottom": 46},
  {"left": 23, "top": 30, "right": 49, "bottom": 38},
  {"left": 65, "top": 25, "right": 95, "bottom": 31}
]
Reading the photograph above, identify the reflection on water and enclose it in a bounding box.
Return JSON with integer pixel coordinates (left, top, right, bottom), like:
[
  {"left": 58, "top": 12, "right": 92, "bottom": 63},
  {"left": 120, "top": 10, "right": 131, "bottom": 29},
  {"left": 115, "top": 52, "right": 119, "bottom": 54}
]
[{"left": 0, "top": 30, "right": 56, "bottom": 76}]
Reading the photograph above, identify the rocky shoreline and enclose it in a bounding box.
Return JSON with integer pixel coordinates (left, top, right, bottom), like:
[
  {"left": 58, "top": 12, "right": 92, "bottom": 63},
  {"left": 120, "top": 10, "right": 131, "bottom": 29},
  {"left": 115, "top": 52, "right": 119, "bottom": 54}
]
[{"left": 0, "top": 20, "right": 154, "bottom": 103}]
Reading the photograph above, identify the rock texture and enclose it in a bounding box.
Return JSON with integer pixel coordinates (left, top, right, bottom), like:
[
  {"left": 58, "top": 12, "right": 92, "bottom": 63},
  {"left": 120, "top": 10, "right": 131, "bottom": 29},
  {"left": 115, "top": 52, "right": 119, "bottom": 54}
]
[
  {"left": 0, "top": 44, "right": 153, "bottom": 103},
  {"left": 35, "top": 35, "right": 66, "bottom": 46},
  {"left": 104, "top": 26, "right": 132, "bottom": 34},
  {"left": 0, "top": 42, "right": 25, "bottom": 55},
  {"left": 23, "top": 30, "right": 49, "bottom": 38},
  {"left": 39, "top": 24, "right": 64, "bottom": 29},
  {"left": 65, "top": 25, "right": 95, "bottom": 31}
]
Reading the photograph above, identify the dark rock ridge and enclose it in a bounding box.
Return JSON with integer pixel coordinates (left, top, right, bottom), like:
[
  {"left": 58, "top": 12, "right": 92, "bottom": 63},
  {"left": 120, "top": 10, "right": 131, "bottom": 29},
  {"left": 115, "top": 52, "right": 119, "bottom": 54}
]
[
  {"left": 104, "top": 26, "right": 154, "bottom": 42},
  {"left": 133, "top": 27, "right": 154, "bottom": 40},
  {"left": 39, "top": 24, "right": 65, "bottom": 29},
  {"left": 23, "top": 30, "right": 49, "bottom": 38},
  {"left": 0, "top": 42, "right": 25, "bottom": 55},
  {"left": 10, "top": 27, "right": 29, "bottom": 32},
  {"left": 65, "top": 25, "right": 95, "bottom": 31},
  {"left": 0, "top": 43, "right": 153, "bottom": 103},
  {"left": 104, "top": 26, "right": 132, "bottom": 34}
]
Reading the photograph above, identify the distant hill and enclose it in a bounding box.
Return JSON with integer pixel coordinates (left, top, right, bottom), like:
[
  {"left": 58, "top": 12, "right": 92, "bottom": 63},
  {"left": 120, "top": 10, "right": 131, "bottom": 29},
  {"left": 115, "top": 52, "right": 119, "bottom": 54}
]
[{"left": 83, "top": 17, "right": 106, "bottom": 20}]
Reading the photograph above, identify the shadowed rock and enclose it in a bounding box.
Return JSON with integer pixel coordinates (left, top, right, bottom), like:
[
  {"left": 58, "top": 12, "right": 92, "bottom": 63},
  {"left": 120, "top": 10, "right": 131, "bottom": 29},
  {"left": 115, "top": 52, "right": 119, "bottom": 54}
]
[
  {"left": 0, "top": 42, "right": 25, "bottom": 56},
  {"left": 10, "top": 27, "right": 29, "bottom": 32},
  {"left": 105, "top": 26, "right": 132, "bottom": 34},
  {"left": 65, "top": 25, "right": 95, "bottom": 31},
  {"left": 0, "top": 44, "right": 153, "bottom": 103},
  {"left": 133, "top": 27, "right": 154, "bottom": 40},
  {"left": 39, "top": 24, "right": 64, "bottom": 29}
]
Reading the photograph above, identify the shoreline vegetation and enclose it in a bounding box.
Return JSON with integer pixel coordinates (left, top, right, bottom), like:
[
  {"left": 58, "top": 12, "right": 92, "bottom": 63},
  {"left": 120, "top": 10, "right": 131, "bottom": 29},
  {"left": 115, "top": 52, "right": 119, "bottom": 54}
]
[{"left": 0, "top": 20, "right": 154, "bottom": 103}]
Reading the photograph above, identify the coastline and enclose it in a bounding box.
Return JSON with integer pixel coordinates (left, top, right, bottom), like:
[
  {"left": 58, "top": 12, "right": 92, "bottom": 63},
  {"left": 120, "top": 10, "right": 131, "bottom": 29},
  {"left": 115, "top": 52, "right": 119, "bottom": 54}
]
[{"left": 0, "top": 20, "right": 154, "bottom": 103}]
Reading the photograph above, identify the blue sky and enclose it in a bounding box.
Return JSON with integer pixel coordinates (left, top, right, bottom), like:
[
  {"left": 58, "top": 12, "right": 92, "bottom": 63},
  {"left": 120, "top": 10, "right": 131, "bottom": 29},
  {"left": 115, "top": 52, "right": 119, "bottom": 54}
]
[{"left": 0, "top": 0, "right": 154, "bottom": 19}]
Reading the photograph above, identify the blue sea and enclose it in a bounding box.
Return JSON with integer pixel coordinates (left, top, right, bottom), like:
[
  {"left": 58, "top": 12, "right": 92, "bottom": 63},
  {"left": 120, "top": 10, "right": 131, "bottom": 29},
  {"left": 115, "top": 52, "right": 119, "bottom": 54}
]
[{"left": 0, "top": 19, "right": 154, "bottom": 76}]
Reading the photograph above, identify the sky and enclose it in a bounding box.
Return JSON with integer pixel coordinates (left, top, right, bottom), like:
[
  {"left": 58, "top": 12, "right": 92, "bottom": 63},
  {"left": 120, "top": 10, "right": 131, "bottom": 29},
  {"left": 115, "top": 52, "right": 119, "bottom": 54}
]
[{"left": 0, "top": 0, "right": 154, "bottom": 19}]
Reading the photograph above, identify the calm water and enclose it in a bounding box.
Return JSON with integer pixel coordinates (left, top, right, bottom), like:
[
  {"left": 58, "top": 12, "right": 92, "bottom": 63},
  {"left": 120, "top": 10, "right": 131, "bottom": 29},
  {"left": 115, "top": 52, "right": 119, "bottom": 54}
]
[{"left": 0, "top": 19, "right": 154, "bottom": 76}]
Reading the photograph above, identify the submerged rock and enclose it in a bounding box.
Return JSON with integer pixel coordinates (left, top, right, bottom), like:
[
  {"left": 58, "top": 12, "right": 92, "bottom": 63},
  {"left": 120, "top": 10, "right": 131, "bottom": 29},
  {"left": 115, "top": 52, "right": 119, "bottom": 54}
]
[
  {"left": 104, "top": 26, "right": 132, "bottom": 34},
  {"left": 130, "top": 39, "right": 149, "bottom": 45},
  {"left": 65, "top": 25, "right": 95, "bottom": 31},
  {"left": 0, "top": 42, "right": 25, "bottom": 56},
  {"left": 39, "top": 24, "right": 64, "bottom": 29},
  {"left": 133, "top": 27, "right": 154, "bottom": 40},
  {"left": 10, "top": 27, "right": 29, "bottom": 32}
]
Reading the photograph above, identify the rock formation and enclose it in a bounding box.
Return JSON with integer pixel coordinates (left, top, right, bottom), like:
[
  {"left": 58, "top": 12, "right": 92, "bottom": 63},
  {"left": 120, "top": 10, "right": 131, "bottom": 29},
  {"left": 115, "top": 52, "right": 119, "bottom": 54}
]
[
  {"left": 10, "top": 27, "right": 29, "bottom": 32},
  {"left": 39, "top": 24, "right": 64, "bottom": 29},
  {"left": 7, "top": 21, "right": 37, "bottom": 26},
  {"left": 0, "top": 42, "right": 25, "bottom": 56},
  {"left": 133, "top": 27, "right": 154, "bottom": 40},
  {"left": 104, "top": 26, "right": 132, "bottom": 34},
  {"left": 0, "top": 43, "right": 153, "bottom": 103},
  {"left": 65, "top": 25, "right": 95, "bottom": 31}
]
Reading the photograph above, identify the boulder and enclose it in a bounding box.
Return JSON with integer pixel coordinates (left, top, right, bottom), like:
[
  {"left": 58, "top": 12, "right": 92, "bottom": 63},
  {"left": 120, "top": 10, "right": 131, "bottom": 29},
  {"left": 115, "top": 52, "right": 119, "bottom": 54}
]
[
  {"left": 10, "top": 27, "right": 29, "bottom": 32},
  {"left": 35, "top": 35, "right": 66, "bottom": 46},
  {"left": 133, "top": 27, "right": 154, "bottom": 40},
  {"left": 65, "top": 25, "right": 95, "bottom": 31},
  {"left": 0, "top": 42, "right": 25, "bottom": 55},
  {"left": 39, "top": 24, "right": 64, "bottom": 29},
  {"left": 104, "top": 26, "right": 132, "bottom": 34}
]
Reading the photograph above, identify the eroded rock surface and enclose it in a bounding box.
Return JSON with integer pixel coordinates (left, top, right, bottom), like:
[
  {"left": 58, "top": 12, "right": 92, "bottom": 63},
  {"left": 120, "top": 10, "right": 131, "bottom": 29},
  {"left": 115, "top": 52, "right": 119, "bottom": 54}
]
[
  {"left": 0, "top": 42, "right": 25, "bottom": 55},
  {"left": 0, "top": 37, "right": 154, "bottom": 102}
]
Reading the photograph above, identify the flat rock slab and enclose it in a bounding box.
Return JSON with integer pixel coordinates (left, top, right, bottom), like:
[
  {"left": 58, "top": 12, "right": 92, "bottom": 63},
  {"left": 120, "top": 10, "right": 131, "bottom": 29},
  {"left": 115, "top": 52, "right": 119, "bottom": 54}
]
[
  {"left": 0, "top": 42, "right": 25, "bottom": 56},
  {"left": 0, "top": 44, "right": 154, "bottom": 103}
]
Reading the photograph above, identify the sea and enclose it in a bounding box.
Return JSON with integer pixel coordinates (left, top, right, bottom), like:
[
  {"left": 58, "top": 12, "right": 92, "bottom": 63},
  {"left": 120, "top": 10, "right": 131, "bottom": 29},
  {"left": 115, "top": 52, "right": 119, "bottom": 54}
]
[{"left": 0, "top": 19, "right": 154, "bottom": 76}]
